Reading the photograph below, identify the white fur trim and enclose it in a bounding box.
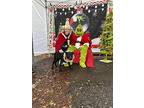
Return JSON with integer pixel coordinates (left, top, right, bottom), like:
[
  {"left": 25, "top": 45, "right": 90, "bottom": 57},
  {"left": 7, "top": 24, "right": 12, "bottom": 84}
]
[
  {"left": 77, "top": 36, "right": 82, "bottom": 41},
  {"left": 75, "top": 37, "right": 82, "bottom": 49},
  {"left": 83, "top": 43, "right": 89, "bottom": 47},
  {"left": 59, "top": 49, "right": 63, "bottom": 53},
  {"left": 75, "top": 43, "right": 80, "bottom": 49}
]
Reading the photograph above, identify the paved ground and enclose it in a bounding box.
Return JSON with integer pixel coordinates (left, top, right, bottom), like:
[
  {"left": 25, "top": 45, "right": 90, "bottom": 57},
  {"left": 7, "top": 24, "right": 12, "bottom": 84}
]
[{"left": 32, "top": 56, "right": 113, "bottom": 108}]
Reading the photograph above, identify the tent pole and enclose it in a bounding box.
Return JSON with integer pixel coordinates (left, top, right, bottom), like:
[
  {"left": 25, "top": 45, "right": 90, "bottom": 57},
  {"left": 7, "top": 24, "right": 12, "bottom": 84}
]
[
  {"left": 32, "top": 34, "right": 35, "bottom": 64},
  {"left": 45, "top": 0, "right": 50, "bottom": 54}
]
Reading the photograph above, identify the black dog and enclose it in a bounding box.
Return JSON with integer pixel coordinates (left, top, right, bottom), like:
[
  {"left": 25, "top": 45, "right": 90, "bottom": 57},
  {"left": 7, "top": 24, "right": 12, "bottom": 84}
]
[{"left": 51, "top": 51, "right": 73, "bottom": 71}]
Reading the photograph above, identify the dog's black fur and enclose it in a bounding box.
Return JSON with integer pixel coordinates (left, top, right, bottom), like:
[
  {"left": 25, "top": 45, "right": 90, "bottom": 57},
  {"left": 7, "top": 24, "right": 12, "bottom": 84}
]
[{"left": 51, "top": 51, "right": 73, "bottom": 71}]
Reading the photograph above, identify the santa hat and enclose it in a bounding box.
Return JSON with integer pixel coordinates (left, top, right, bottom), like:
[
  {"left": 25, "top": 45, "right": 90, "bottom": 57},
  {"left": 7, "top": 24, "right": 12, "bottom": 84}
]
[{"left": 64, "top": 18, "right": 72, "bottom": 30}]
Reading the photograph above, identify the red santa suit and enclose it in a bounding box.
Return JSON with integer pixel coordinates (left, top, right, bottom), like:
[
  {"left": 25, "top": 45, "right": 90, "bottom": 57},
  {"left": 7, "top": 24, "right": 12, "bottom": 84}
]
[
  {"left": 55, "top": 32, "right": 77, "bottom": 52},
  {"left": 72, "top": 33, "right": 94, "bottom": 68}
]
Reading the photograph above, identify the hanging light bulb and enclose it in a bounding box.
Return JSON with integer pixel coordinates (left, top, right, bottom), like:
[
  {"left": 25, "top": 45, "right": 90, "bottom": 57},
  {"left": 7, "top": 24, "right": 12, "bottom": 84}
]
[
  {"left": 83, "top": 5, "right": 85, "bottom": 8},
  {"left": 62, "top": 8, "right": 65, "bottom": 11},
  {"left": 60, "top": 12, "right": 62, "bottom": 15},
  {"left": 71, "top": 11, "right": 74, "bottom": 14},
  {"left": 102, "top": 3, "right": 104, "bottom": 7},
  {"left": 95, "top": 9, "right": 97, "bottom": 13},
  {"left": 102, "top": 8, "right": 104, "bottom": 11},
  {"left": 95, "top": 5, "right": 97, "bottom": 8},
  {"left": 88, "top": 9, "right": 90, "bottom": 13},
  {"left": 55, "top": 11, "right": 57, "bottom": 14},
  {"left": 86, "top": 6, "right": 88, "bottom": 10},
  {"left": 65, "top": 12, "right": 67, "bottom": 15},
  {"left": 68, "top": 7, "right": 71, "bottom": 10},
  {"left": 55, "top": 8, "right": 57, "bottom": 11}
]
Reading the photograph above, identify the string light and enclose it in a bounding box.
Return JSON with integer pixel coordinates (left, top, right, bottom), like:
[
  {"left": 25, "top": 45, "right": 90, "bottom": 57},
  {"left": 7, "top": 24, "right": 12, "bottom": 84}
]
[
  {"left": 68, "top": 7, "right": 71, "bottom": 10},
  {"left": 86, "top": 6, "right": 88, "bottom": 10},
  {"left": 95, "top": 5, "right": 97, "bottom": 8},
  {"left": 65, "top": 12, "right": 67, "bottom": 15},
  {"left": 95, "top": 9, "right": 97, "bottom": 13}
]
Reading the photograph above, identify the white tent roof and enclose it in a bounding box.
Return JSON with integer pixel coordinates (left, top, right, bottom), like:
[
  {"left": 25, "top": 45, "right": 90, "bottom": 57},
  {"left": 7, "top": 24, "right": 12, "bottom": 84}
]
[
  {"left": 46, "top": 0, "right": 105, "bottom": 5},
  {"left": 32, "top": 0, "right": 106, "bottom": 10},
  {"left": 33, "top": 0, "right": 105, "bottom": 6}
]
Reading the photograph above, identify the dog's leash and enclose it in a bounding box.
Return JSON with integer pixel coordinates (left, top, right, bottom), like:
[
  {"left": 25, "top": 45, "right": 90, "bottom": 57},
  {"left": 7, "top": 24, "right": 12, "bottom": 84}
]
[
  {"left": 62, "top": 33, "right": 73, "bottom": 63},
  {"left": 62, "top": 32, "right": 71, "bottom": 46}
]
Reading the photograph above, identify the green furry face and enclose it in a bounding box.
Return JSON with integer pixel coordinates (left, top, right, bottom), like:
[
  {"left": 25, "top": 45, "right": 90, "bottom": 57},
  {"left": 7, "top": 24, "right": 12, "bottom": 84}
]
[{"left": 75, "top": 24, "right": 84, "bottom": 37}]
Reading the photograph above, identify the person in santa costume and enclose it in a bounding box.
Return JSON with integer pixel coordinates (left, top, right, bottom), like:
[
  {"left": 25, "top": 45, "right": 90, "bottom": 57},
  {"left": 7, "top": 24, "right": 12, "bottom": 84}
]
[
  {"left": 67, "top": 24, "right": 94, "bottom": 68},
  {"left": 55, "top": 18, "right": 77, "bottom": 67},
  {"left": 55, "top": 18, "right": 77, "bottom": 53}
]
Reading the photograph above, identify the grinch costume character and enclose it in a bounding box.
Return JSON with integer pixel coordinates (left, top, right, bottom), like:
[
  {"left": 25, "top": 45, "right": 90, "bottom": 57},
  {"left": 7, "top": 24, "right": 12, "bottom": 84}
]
[{"left": 68, "top": 24, "right": 94, "bottom": 68}]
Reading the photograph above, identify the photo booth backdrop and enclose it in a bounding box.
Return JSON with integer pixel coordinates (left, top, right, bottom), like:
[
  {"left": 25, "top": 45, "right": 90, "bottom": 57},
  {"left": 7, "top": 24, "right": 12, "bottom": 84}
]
[
  {"left": 54, "top": 7, "right": 77, "bottom": 37},
  {"left": 54, "top": 3, "right": 107, "bottom": 39}
]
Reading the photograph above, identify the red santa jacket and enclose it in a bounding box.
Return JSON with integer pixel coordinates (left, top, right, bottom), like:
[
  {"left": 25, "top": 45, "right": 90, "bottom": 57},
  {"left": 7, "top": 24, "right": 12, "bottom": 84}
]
[
  {"left": 77, "top": 33, "right": 92, "bottom": 47},
  {"left": 73, "top": 33, "right": 94, "bottom": 68},
  {"left": 55, "top": 32, "right": 77, "bottom": 52}
]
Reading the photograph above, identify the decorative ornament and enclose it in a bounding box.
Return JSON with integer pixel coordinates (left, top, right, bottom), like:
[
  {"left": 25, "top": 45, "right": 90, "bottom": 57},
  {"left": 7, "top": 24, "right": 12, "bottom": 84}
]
[{"left": 70, "top": 13, "right": 89, "bottom": 32}]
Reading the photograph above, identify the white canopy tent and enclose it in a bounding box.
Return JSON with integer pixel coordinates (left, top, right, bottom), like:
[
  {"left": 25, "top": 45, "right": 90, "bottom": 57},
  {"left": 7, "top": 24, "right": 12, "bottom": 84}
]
[
  {"left": 32, "top": 0, "right": 108, "bottom": 56},
  {"left": 32, "top": 0, "right": 47, "bottom": 56}
]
